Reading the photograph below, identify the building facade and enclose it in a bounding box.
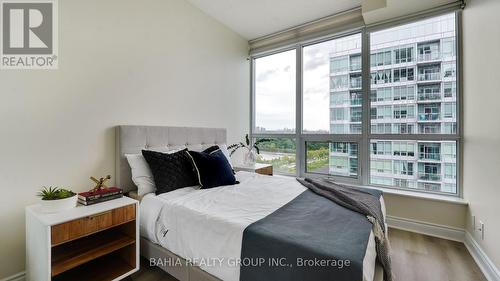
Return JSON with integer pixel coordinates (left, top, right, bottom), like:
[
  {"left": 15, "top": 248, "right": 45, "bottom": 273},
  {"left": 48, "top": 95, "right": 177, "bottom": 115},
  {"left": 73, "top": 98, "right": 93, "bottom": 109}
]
[{"left": 329, "top": 14, "right": 457, "bottom": 194}]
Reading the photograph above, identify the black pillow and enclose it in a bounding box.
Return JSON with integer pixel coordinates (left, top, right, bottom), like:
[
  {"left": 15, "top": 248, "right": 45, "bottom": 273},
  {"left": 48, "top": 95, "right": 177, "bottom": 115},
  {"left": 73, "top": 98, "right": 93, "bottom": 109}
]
[
  {"left": 142, "top": 148, "right": 198, "bottom": 195},
  {"left": 187, "top": 149, "right": 236, "bottom": 189}
]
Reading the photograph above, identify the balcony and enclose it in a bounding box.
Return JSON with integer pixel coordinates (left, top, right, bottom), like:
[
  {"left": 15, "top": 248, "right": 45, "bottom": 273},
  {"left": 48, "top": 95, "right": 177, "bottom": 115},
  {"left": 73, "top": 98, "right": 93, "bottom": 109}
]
[
  {"left": 419, "top": 152, "right": 441, "bottom": 161},
  {"left": 350, "top": 116, "right": 362, "bottom": 123},
  {"left": 418, "top": 92, "right": 441, "bottom": 101},
  {"left": 350, "top": 78, "right": 362, "bottom": 89},
  {"left": 418, "top": 113, "right": 440, "bottom": 121},
  {"left": 419, "top": 173, "right": 441, "bottom": 181},
  {"left": 418, "top": 73, "right": 441, "bottom": 81},
  {"left": 417, "top": 53, "right": 440, "bottom": 62}
]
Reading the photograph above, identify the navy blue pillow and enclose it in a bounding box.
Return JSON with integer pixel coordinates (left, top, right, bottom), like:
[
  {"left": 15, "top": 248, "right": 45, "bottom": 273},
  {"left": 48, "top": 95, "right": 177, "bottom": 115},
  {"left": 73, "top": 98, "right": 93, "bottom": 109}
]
[{"left": 187, "top": 149, "right": 236, "bottom": 189}]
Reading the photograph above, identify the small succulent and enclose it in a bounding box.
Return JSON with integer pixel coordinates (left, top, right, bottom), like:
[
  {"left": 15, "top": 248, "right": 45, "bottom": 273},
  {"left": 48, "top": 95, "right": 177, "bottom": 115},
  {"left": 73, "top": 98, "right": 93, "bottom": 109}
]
[
  {"left": 228, "top": 134, "right": 272, "bottom": 156},
  {"left": 38, "top": 186, "right": 76, "bottom": 200}
]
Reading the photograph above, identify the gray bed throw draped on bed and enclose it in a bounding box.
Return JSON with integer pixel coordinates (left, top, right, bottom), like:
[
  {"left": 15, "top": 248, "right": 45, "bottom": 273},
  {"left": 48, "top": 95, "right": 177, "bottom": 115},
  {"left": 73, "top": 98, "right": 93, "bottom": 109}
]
[{"left": 296, "top": 178, "right": 393, "bottom": 281}]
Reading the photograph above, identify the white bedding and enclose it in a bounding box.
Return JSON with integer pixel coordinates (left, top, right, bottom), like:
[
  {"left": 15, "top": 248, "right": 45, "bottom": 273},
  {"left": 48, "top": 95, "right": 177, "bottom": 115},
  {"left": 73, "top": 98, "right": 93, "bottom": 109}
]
[{"left": 140, "top": 171, "right": 386, "bottom": 281}]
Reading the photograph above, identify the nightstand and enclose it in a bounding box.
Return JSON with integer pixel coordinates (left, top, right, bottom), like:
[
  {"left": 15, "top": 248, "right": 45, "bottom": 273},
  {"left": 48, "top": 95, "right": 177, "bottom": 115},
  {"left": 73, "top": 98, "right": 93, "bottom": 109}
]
[
  {"left": 234, "top": 163, "right": 273, "bottom": 176},
  {"left": 26, "top": 197, "right": 139, "bottom": 281}
]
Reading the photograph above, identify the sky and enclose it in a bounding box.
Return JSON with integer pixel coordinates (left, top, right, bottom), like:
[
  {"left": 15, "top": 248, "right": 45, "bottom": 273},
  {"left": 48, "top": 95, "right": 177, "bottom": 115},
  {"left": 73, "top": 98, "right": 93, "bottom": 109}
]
[
  {"left": 254, "top": 13, "right": 454, "bottom": 134},
  {"left": 255, "top": 34, "right": 361, "bottom": 133}
]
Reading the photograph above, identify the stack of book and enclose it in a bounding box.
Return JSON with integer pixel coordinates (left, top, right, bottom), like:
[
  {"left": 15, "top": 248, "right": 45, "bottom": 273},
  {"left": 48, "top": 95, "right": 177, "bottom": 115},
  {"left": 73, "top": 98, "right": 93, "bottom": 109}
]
[{"left": 78, "top": 187, "right": 123, "bottom": 206}]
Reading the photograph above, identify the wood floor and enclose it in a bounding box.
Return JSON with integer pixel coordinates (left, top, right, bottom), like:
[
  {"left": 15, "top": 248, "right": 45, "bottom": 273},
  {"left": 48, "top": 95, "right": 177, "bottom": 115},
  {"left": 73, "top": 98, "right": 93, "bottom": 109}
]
[{"left": 127, "top": 228, "right": 486, "bottom": 281}]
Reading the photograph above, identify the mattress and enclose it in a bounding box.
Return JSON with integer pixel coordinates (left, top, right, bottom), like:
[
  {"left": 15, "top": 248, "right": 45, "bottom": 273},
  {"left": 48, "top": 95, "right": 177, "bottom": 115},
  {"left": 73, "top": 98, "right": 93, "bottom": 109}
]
[{"left": 140, "top": 171, "right": 386, "bottom": 281}]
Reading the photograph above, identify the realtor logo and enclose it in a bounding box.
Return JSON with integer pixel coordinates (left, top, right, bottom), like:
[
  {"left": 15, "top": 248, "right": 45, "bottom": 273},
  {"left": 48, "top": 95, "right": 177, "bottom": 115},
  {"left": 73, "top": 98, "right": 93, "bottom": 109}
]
[{"left": 1, "top": 0, "right": 58, "bottom": 69}]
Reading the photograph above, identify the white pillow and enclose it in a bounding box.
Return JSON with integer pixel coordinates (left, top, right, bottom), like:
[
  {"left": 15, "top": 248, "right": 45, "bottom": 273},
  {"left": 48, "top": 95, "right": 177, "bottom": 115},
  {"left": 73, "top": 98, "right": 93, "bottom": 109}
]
[{"left": 125, "top": 153, "right": 156, "bottom": 196}]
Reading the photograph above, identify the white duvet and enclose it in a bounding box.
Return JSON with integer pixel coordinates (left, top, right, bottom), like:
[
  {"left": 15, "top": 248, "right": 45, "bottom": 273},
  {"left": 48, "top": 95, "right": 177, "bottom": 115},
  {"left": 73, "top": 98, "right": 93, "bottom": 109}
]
[{"left": 140, "top": 171, "right": 385, "bottom": 281}]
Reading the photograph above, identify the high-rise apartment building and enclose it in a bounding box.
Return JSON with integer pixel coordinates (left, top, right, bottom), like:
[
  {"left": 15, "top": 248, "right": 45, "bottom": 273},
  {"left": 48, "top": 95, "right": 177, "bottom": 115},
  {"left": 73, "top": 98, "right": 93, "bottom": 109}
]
[{"left": 329, "top": 14, "right": 457, "bottom": 194}]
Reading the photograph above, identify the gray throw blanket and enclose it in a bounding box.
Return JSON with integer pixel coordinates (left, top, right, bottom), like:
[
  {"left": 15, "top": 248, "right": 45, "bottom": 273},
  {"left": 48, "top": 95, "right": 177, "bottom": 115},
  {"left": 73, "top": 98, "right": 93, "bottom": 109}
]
[{"left": 297, "top": 177, "right": 393, "bottom": 281}]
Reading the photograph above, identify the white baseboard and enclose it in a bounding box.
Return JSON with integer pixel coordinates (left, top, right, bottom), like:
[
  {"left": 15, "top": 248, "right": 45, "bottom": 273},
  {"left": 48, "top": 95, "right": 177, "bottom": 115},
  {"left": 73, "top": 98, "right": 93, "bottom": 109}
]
[
  {"left": 464, "top": 231, "right": 500, "bottom": 281},
  {"left": 0, "top": 272, "right": 25, "bottom": 281},
  {"left": 386, "top": 215, "right": 465, "bottom": 242}
]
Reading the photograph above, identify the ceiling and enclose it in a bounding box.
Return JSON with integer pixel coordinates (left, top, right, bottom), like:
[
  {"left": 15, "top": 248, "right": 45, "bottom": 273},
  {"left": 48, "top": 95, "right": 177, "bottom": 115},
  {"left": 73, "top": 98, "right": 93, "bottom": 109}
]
[{"left": 185, "top": 0, "right": 363, "bottom": 40}]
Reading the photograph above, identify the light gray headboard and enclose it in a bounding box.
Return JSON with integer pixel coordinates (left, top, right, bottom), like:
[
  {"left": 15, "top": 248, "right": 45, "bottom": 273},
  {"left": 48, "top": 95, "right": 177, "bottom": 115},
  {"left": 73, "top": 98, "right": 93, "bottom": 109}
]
[{"left": 116, "top": 125, "right": 227, "bottom": 193}]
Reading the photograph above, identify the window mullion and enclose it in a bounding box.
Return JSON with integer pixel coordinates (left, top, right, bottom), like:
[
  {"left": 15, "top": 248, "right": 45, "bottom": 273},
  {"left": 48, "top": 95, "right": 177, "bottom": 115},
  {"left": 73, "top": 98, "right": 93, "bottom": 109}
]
[
  {"left": 361, "top": 28, "right": 371, "bottom": 186},
  {"left": 296, "top": 45, "right": 303, "bottom": 178}
]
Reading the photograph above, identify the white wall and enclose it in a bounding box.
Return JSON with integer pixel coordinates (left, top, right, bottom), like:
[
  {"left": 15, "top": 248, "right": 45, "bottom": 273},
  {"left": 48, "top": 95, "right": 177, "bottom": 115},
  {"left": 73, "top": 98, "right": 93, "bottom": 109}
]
[
  {"left": 462, "top": 0, "right": 500, "bottom": 269},
  {"left": 0, "top": 0, "right": 249, "bottom": 278}
]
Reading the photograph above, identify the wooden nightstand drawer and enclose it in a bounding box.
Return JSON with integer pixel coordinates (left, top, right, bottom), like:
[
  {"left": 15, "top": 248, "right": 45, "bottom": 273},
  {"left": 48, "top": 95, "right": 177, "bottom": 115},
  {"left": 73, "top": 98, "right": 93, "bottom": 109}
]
[{"left": 51, "top": 204, "right": 135, "bottom": 245}]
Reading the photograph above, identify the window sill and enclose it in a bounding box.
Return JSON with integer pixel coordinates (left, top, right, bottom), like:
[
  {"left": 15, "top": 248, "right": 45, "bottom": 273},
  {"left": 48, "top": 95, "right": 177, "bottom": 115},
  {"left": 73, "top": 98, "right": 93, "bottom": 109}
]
[
  {"left": 296, "top": 174, "right": 468, "bottom": 205},
  {"left": 366, "top": 186, "right": 468, "bottom": 205}
]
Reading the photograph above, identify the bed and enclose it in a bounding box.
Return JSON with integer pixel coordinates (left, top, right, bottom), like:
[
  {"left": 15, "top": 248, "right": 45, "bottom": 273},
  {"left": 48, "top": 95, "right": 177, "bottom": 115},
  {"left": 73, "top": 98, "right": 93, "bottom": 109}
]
[{"left": 116, "top": 125, "right": 385, "bottom": 281}]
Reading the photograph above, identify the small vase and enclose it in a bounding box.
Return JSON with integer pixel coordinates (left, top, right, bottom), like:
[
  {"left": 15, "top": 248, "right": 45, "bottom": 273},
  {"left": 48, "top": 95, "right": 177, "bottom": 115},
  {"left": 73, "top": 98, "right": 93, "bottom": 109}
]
[{"left": 243, "top": 149, "right": 256, "bottom": 166}]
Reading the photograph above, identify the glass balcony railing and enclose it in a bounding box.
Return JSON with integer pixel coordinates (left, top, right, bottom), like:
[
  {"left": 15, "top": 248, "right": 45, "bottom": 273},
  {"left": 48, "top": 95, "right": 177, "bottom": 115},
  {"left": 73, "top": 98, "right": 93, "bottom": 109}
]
[
  {"left": 418, "top": 53, "right": 440, "bottom": 62},
  {"left": 418, "top": 92, "right": 441, "bottom": 101},
  {"left": 418, "top": 113, "right": 440, "bottom": 121},
  {"left": 419, "top": 173, "right": 441, "bottom": 181},
  {"left": 351, "top": 98, "right": 362, "bottom": 106},
  {"left": 350, "top": 64, "right": 361, "bottom": 72},
  {"left": 350, "top": 116, "right": 362, "bottom": 122},
  {"left": 418, "top": 73, "right": 441, "bottom": 81},
  {"left": 350, "top": 80, "right": 362, "bottom": 89},
  {"left": 419, "top": 152, "right": 441, "bottom": 161}
]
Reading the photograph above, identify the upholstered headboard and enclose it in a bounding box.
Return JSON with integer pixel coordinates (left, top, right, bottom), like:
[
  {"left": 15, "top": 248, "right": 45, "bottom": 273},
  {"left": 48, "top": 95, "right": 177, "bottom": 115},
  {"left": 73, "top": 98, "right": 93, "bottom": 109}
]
[{"left": 115, "top": 125, "right": 227, "bottom": 193}]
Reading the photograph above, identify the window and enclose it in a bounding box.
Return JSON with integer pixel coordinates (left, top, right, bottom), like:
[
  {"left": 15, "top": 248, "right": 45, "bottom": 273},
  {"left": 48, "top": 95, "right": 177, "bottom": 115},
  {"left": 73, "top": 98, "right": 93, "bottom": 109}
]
[
  {"left": 371, "top": 87, "right": 392, "bottom": 102},
  {"left": 304, "top": 33, "right": 362, "bottom": 135},
  {"left": 393, "top": 104, "right": 415, "bottom": 119},
  {"left": 393, "top": 67, "right": 415, "bottom": 82},
  {"left": 251, "top": 13, "right": 460, "bottom": 196},
  {"left": 444, "top": 163, "right": 457, "bottom": 179},
  {"left": 350, "top": 55, "right": 362, "bottom": 72},
  {"left": 418, "top": 84, "right": 441, "bottom": 101},
  {"left": 442, "top": 38, "right": 456, "bottom": 58},
  {"left": 394, "top": 46, "right": 414, "bottom": 64},
  {"left": 393, "top": 85, "right": 415, "bottom": 101},
  {"left": 394, "top": 160, "right": 414, "bottom": 176},
  {"left": 392, "top": 123, "right": 416, "bottom": 134},
  {"left": 371, "top": 69, "right": 392, "bottom": 84},
  {"left": 443, "top": 102, "right": 456, "bottom": 119},
  {"left": 418, "top": 41, "right": 440, "bottom": 61},
  {"left": 371, "top": 141, "right": 392, "bottom": 155},
  {"left": 370, "top": 49, "right": 392, "bottom": 67},
  {"left": 255, "top": 137, "right": 296, "bottom": 174},
  {"left": 443, "top": 82, "right": 457, "bottom": 98},
  {"left": 331, "top": 75, "right": 349, "bottom": 91},
  {"left": 393, "top": 141, "right": 415, "bottom": 157},
  {"left": 371, "top": 159, "right": 392, "bottom": 174},
  {"left": 306, "top": 142, "right": 359, "bottom": 177},
  {"left": 369, "top": 13, "right": 458, "bottom": 194},
  {"left": 443, "top": 62, "right": 456, "bottom": 78},
  {"left": 418, "top": 64, "right": 441, "bottom": 81},
  {"left": 331, "top": 56, "right": 349, "bottom": 73},
  {"left": 254, "top": 50, "right": 296, "bottom": 133}
]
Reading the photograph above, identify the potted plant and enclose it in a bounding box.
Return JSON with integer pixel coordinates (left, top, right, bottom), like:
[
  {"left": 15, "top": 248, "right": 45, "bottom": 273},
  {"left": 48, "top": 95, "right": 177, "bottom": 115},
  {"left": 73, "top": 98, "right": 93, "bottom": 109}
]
[
  {"left": 228, "top": 134, "right": 271, "bottom": 166},
  {"left": 37, "top": 186, "right": 77, "bottom": 213}
]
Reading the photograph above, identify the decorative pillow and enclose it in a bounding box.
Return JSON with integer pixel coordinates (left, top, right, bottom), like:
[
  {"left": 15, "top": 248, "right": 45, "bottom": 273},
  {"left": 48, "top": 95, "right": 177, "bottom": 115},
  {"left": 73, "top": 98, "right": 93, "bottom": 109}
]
[
  {"left": 187, "top": 149, "right": 236, "bottom": 189},
  {"left": 125, "top": 148, "right": 182, "bottom": 196},
  {"left": 125, "top": 153, "right": 156, "bottom": 196},
  {"left": 142, "top": 148, "right": 199, "bottom": 195},
  {"left": 203, "top": 144, "right": 233, "bottom": 167}
]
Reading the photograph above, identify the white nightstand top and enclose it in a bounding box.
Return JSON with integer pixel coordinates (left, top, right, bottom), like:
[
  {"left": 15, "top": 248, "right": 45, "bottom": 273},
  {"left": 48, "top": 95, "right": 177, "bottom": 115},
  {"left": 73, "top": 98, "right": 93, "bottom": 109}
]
[{"left": 26, "top": 196, "right": 138, "bottom": 226}]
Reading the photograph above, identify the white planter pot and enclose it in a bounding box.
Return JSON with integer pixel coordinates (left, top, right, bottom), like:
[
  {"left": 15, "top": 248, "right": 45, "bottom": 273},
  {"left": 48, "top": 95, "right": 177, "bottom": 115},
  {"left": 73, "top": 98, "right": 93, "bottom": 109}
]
[{"left": 40, "top": 195, "right": 78, "bottom": 213}]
